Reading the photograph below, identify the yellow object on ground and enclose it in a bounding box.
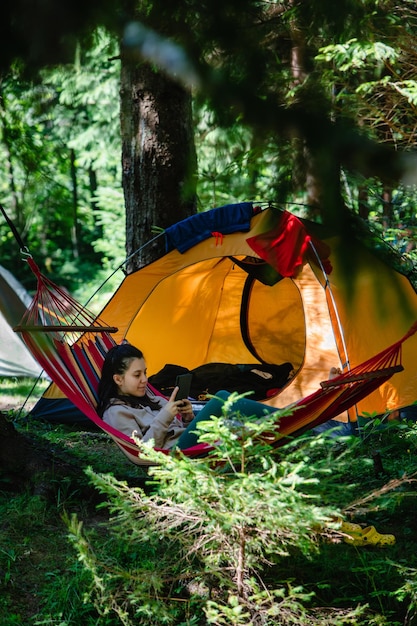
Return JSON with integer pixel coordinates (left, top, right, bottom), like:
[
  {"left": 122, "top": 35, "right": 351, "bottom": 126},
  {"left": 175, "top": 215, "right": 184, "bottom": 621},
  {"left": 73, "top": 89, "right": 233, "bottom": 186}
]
[{"left": 341, "top": 523, "right": 396, "bottom": 547}]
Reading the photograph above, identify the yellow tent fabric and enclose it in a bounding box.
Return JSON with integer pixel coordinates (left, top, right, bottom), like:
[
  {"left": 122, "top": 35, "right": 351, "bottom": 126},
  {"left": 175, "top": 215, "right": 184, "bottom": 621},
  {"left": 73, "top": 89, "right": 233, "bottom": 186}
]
[
  {"left": 318, "top": 237, "right": 417, "bottom": 417},
  {"left": 32, "top": 205, "right": 417, "bottom": 423}
]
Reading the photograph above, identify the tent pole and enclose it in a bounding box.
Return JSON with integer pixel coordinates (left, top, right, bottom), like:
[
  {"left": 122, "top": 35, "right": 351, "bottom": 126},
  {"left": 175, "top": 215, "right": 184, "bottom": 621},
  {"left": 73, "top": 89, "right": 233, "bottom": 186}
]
[{"left": 308, "top": 240, "right": 360, "bottom": 428}]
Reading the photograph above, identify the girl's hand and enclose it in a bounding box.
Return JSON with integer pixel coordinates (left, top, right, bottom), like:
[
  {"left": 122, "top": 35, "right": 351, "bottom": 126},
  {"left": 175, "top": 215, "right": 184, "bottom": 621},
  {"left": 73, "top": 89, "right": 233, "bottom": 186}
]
[
  {"left": 177, "top": 398, "right": 194, "bottom": 423},
  {"left": 165, "top": 386, "right": 185, "bottom": 417},
  {"left": 169, "top": 387, "right": 194, "bottom": 423},
  {"left": 164, "top": 400, "right": 182, "bottom": 418}
]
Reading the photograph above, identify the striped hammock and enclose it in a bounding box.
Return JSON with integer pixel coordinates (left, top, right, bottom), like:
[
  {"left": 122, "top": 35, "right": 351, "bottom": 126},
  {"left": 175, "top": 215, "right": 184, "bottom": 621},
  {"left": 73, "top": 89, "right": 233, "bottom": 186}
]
[{"left": 15, "top": 256, "right": 416, "bottom": 465}]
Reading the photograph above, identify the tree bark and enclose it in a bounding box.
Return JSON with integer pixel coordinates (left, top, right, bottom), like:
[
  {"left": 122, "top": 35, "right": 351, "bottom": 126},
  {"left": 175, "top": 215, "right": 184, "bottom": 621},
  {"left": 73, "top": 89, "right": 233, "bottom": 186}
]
[{"left": 120, "top": 59, "right": 197, "bottom": 271}]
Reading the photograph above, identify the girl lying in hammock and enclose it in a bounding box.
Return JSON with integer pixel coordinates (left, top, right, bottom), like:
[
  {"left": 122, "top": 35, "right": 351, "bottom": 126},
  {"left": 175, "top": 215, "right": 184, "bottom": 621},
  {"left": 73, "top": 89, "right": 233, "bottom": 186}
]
[{"left": 97, "top": 343, "right": 341, "bottom": 451}]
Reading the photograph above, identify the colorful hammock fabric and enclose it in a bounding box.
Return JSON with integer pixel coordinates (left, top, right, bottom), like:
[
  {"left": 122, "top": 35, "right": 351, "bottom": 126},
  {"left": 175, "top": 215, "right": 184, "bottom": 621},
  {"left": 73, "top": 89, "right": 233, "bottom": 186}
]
[{"left": 14, "top": 256, "right": 417, "bottom": 465}]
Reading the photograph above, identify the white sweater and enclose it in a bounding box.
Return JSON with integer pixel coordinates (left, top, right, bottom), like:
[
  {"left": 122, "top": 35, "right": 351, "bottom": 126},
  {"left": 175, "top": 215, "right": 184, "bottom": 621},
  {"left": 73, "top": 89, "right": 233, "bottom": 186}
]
[{"left": 103, "top": 395, "right": 186, "bottom": 449}]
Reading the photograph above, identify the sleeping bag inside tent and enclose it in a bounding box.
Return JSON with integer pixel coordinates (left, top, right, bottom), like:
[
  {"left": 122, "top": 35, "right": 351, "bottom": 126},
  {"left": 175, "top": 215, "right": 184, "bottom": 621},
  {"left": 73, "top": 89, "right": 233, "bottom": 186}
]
[{"left": 30, "top": 203, "right": 417, "bottom": 424}]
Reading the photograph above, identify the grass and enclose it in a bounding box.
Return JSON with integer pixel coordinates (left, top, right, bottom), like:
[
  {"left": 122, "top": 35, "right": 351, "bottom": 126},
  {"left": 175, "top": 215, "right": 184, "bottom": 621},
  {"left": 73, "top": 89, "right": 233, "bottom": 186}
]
[{"left": 1, "top": 379, "right": 417, "bottom": 624}]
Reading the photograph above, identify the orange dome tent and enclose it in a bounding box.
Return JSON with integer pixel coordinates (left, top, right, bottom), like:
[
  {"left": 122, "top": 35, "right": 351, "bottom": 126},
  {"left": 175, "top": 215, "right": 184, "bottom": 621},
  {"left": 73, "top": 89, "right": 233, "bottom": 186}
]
[{"left": 25, "top": 203, "right": 417, "bottom": 442}]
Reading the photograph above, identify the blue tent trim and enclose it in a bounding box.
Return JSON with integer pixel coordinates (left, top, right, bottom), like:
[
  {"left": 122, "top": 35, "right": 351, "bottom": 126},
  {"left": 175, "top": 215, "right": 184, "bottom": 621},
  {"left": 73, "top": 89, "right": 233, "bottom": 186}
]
[{"left": 165, "top": 202, "right": 256, "bottom": 253}]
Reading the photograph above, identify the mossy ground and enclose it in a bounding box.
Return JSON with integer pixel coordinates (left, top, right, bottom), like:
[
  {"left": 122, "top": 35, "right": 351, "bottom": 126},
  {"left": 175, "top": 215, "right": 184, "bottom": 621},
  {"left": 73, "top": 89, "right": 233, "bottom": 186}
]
[{"left": 1, "top": 378, "right": 417, "bottom": 624}]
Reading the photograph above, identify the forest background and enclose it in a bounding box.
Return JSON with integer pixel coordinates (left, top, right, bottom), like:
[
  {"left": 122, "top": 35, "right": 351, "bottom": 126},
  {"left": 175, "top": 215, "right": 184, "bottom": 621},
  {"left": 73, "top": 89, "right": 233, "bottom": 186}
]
[{"left": 1, "top": 1, "right": 417, "bottom": 306}]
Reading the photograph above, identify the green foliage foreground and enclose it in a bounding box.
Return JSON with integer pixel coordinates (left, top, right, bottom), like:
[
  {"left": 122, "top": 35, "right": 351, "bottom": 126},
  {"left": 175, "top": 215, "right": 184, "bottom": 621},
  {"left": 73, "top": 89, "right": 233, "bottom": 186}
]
[{"left": 63, "top": 400, "right": 417, "bottom": 625}]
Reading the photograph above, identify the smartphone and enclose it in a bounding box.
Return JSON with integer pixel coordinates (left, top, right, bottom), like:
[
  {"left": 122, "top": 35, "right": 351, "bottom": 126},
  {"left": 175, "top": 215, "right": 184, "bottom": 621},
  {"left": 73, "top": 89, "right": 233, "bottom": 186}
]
[{"left": 175, "top": 373, "right": 193, "bottom": 401}]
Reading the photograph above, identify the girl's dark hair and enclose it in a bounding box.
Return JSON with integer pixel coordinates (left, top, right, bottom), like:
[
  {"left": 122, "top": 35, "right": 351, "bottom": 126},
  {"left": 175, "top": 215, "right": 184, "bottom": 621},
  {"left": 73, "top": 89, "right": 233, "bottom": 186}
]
[{"left": 97, "top": 343, "right": 145, "bottom": 416}]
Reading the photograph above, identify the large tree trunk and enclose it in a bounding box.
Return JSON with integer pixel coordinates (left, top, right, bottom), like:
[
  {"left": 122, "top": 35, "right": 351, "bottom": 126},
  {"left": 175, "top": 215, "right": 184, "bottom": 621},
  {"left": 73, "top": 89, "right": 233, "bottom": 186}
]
[{"left": 120, "top": 59, "right": 197, "bottom": 271}]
